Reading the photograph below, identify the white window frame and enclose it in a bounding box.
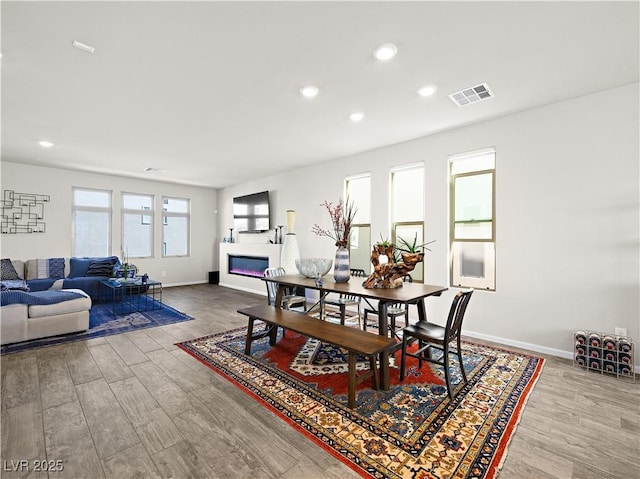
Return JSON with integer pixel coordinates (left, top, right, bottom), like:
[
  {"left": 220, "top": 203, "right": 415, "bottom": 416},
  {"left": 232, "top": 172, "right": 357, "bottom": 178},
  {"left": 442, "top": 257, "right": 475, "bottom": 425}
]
[
  {"left": 162, "top": 196, "right": 190, "bottom": 257},
  {"left": 449, "top": 147, "right": 496, "bottom": 291},
  {"left": 345, "top": 173, "right": 372, "bottom": 275},
  {"left": 121, "top": 192, "right": 154, "bottom": 259},
  {"left": 390, "top": 163, "right": 425, "bottom": 282},
  {"left": 72, "top": 187, "right": 112, "bottom": 257}
]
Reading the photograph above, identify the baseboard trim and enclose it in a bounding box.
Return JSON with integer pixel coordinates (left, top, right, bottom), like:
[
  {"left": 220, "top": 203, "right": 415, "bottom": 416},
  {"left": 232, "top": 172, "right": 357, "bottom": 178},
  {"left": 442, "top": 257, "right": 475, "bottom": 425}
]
[
  {"left": 462, "top": 329, "right": 640, "bottom": 373},
  {"left": 163, "top": 280, "right": 208, "bottom": 288}
]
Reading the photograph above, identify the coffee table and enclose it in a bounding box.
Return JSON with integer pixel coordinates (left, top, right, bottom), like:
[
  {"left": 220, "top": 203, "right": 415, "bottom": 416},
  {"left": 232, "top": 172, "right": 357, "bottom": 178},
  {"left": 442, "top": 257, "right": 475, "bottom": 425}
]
[{"left": 100, "top": 278, "right": 163, "bottom": 315}]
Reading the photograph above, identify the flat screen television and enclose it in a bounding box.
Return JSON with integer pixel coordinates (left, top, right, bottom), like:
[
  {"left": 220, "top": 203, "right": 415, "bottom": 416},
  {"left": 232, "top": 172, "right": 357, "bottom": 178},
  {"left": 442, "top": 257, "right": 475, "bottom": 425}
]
[{"left": 233, "top": 191, "right": 270, "bottom": 233}]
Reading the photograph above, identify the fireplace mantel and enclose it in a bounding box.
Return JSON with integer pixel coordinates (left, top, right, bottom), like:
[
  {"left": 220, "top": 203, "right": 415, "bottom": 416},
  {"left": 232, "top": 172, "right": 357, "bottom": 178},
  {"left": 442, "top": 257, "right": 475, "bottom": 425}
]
[{"left": 219, "top": 243, "right": 282, "bottom": 295}]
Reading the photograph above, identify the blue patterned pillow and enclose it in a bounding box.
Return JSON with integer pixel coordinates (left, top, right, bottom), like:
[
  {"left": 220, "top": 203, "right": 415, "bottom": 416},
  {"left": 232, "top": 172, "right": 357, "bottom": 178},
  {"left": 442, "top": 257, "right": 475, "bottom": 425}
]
[
  {"left": 0, "top": 259, "right": 20, "bottom": 280},
  {"left": 48, "top": 258, "right": 66, "bottom": 279}
]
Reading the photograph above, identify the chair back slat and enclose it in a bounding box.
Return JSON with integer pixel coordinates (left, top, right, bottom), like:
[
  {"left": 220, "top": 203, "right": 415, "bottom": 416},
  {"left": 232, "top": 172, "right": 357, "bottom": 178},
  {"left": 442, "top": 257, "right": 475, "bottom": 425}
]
[
  {"left": 444, "top": 289, "right": 473, "bottom": 342},
  {"left": 264, "top": 267, "right": 286, "bottom": 305},
  {"left": 340, "top": 294, "right": 359, "bottom": 302}
]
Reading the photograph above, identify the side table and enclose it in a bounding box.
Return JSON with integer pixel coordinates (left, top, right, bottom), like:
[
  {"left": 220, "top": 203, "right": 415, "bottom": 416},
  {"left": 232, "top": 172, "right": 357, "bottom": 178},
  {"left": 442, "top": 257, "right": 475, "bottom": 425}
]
[{"left": 100, "top": 278, "right": 163, "bottom": 315}]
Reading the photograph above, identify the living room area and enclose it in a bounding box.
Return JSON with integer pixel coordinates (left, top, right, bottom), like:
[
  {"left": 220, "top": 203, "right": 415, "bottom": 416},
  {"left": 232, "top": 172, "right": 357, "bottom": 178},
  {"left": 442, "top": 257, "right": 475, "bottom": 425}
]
[{"left": 1, "top": 2, "right": 639, "bottom": 479}]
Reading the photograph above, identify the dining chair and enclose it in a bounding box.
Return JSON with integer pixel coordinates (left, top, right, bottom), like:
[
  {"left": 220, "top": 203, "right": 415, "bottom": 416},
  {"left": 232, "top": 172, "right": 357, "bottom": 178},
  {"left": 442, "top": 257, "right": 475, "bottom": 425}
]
[
  {"left": 264, "top": 267, "right": 306, "bottom": 311},
  {"left": 323, "top": 268, "right": 366, "bottom": 327},
  {"left": 261, "top": 267, "right": 307, "bottom": 340},
  {"left": 399, "top": 289, "right": 473, "bottom": 400},
  {"left": 350, "top": 268, "right": 366, "bottom": 277},
  {"left": 362, "top": 274, "right": 412, "bottom": 338}
]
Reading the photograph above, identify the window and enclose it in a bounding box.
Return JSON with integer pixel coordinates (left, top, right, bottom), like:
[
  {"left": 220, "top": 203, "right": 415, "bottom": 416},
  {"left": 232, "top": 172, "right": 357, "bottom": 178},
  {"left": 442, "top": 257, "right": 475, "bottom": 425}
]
[
  {"left": 345, "top": 174, "right": 371, "bottom": 274},
  {"left": 450, "top": 148, "right": 496, "bottom": 290},
  {"left": 162, "top": 196, "right": 190, "bottom": 257},
  {"left": 122, "top": 193, "right": 153, "bottom": 258},
  {"left": 72, "top": 187, "right": 111, "bottom": 257},
  {"left": 391, "top": 164, "right": 424, "bottom": 282}
]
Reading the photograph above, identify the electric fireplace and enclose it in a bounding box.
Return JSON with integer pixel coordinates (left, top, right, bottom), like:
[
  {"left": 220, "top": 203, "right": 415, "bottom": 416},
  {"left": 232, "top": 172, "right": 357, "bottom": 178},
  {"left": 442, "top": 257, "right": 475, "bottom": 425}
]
[{"left": 228, "top": 254, "right": 269, "bottom": 278}]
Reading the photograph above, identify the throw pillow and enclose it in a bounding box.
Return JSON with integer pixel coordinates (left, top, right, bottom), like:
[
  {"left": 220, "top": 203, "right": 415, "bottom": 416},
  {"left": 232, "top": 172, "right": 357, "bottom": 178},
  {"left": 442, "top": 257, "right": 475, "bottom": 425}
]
[
  {"left": 86, "top": 259, "right": 117, "bottom": 277},
  {"left": 48, "top": 258, "right": 66, "bottom": 279},
  {"left": 0, "top": 258, "right": 21, "bottom": 280},
  {"left": 69, "top": 256, "right": 119, "bottom": 278}
]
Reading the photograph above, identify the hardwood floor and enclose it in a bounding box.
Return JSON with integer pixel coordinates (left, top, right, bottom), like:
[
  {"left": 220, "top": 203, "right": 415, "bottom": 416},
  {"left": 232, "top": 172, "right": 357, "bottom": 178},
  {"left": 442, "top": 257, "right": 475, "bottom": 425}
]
[{"left": 1, "top": 284, "right": 638, "bottom": 478}]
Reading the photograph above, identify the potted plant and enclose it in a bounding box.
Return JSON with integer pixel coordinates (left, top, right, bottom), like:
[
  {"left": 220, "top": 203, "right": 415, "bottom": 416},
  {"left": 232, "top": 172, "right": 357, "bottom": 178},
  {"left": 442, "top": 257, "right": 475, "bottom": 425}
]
[
  {"left": 312, "top": 198, "right": 357, "bottom": 282},
  {"left": 363, "top": 234, "right": 434, "bottom": 289},
  {"left": 373, "top": 235, "right": 395, "bottom": 266},
  {"left": 116, "top": 250, "right": 138, "bottom": 281},
  {"left": 393, "top": 234, "right": 435, "bottom": 263}
]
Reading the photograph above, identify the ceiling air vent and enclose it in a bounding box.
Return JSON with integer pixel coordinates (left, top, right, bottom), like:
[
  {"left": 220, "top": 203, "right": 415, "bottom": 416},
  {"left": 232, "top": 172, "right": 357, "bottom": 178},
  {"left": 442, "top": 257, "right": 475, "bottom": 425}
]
[{"left": 449, "top": 83, "right": 493, "bottom": 107}]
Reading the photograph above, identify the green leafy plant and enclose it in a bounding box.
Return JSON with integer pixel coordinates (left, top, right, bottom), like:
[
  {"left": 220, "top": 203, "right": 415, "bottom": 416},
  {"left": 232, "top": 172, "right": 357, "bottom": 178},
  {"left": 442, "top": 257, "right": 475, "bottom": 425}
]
[
  {"left": 395, "top": 234, "right": 435, "bottom": 254},
  {"left": 375, "top": 234, "right": 393, "bottom": 247}
]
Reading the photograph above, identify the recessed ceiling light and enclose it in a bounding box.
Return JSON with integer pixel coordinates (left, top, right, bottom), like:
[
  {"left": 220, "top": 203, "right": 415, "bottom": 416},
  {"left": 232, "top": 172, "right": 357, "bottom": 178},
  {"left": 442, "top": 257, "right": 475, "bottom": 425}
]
[
  {"left": 373, "top": 43, "right": 398, "bottom": 61},
  {"left": 72, "top": 40, "right": 95, "bottom": 54},
  {"left": 144, "top": 167, "right": 166, "bottom": 173},
  {"left": 349, "top": 112, "right": 365, "bottom": 122},
  {"left": 417, "top": 85, "right": 437, "bottom": 97},
  {"left": 299, "top": 85, "right": 319, "bottom": 98},
  {"left": 38, "top": 141, "right": 54, "bottom": 148}
]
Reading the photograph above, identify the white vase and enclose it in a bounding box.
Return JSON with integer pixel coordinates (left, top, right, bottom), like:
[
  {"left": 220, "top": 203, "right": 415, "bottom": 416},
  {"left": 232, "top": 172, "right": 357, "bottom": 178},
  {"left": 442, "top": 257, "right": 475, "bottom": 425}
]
[{"left": 280, "top": 210, "right": 300, "bottom": 274}]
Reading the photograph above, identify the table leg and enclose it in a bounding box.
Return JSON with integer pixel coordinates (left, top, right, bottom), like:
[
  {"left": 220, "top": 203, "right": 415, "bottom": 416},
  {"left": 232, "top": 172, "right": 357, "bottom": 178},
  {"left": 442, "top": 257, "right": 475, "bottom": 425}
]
[
  {"left": 416, "top": 298, "right": 427, "bottom": 322},
  {"left": 275, "top": 285, "right": 285, "bottom": 309},
  {"left": 268, "top": 323, "right": 278, "bottom": 346},
  {"left": 319, "top": 291, "right": 327, "bottom": 320},
  {"left": 378, "top": 301, "right": 390, "bottom": 390},
  {"left": 244, "top": 317, "right": 255, "bottom": 355}
]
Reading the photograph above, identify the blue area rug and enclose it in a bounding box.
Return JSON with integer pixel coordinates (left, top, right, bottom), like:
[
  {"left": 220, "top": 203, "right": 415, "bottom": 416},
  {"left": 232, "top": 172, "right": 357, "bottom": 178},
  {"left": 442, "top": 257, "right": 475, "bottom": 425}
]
[{"left": 1, "top": 300, "right": 193, "bottom": 355}]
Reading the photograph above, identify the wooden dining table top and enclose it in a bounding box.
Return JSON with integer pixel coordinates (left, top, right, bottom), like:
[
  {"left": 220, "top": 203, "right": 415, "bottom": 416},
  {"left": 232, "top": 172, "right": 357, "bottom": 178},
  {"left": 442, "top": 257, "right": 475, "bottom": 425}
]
[{"left": 263, "top": 274, "right": 448, "bottom": 303}]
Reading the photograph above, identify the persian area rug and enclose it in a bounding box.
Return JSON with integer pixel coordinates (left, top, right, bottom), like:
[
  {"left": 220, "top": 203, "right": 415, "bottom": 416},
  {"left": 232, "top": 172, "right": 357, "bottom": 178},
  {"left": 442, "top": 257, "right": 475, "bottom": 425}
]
[
  {"left": 177, "top": 324, "right": 544, "bottom": 479},
  {"left": 1, "top": 301, "right": 193, "bottom": 355}
]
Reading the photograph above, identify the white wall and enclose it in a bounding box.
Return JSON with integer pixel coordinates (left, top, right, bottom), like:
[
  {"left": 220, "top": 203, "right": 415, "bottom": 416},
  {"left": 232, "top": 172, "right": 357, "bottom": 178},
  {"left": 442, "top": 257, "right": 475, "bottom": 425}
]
[
  {"left": 0, "top": 163, "right": 218, "bottom": 286},
  {"left": 218, "top": 83, "right": 640, "bottom": 367}
]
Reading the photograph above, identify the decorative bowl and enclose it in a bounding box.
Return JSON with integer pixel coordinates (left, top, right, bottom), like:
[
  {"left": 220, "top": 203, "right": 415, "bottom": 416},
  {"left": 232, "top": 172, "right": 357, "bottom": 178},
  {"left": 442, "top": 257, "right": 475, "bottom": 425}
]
[{"left": 295, "top": 258, "right": 333, "bottom": 278}]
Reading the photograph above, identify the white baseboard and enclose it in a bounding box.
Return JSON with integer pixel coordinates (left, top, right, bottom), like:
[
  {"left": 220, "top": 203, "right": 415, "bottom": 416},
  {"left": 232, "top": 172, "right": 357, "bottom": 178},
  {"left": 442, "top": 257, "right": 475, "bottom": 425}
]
[
  {"left": 162, "top": 280, "right": 208, "bottom": 288},
  {"left": 462, "top": 329, "right": 640, "bottom": 373}
]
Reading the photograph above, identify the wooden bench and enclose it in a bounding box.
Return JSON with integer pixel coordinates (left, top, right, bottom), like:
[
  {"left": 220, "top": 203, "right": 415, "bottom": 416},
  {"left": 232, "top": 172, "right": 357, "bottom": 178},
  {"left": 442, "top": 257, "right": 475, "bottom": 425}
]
[{"left": 237, "top": 305, "right": 396, "bottom": 408}]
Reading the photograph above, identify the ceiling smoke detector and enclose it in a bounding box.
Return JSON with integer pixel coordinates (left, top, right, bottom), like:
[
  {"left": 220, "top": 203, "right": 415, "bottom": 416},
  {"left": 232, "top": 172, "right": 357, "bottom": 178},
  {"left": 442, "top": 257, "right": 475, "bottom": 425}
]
[{"left": 448, "top": 83, "right": 493, "bottom": 107}]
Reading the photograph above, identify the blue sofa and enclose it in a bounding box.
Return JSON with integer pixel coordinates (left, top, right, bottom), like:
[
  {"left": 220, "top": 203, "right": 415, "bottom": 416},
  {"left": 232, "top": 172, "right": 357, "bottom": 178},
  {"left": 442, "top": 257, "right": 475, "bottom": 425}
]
[{"left": 20, "top": 256, "right": 121, "bottom": 300}]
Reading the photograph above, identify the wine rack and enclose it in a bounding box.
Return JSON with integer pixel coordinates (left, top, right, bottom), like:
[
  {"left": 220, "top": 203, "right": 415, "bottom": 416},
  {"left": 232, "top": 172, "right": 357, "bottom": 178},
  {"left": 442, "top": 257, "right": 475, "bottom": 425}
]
[{"left": 574, "top": 330, "right": 635, "bottom": 382}]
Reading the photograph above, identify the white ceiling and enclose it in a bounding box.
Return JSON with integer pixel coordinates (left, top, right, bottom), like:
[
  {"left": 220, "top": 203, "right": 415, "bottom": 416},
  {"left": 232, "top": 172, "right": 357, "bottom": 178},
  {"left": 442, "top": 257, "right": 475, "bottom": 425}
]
[{"left": 2, "top": 1, "right": 638, "bottom": 189}]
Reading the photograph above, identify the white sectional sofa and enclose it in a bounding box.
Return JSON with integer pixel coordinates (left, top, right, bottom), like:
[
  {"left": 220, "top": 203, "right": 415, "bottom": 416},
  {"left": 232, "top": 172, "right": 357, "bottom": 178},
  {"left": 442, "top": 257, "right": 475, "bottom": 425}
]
[
  {"left": 1, "top": 289, "right": 91, "bottom": 345},
  {"left": 1, "top": 259, "right": 93, "bottom": 346}
]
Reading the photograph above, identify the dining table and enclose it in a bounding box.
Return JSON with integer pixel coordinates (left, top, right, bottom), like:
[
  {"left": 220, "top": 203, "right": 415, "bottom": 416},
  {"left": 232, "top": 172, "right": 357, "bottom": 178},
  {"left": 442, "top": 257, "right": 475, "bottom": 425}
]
[{"left": 264, "top": 274, "right": 448, "bottom": 390}]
